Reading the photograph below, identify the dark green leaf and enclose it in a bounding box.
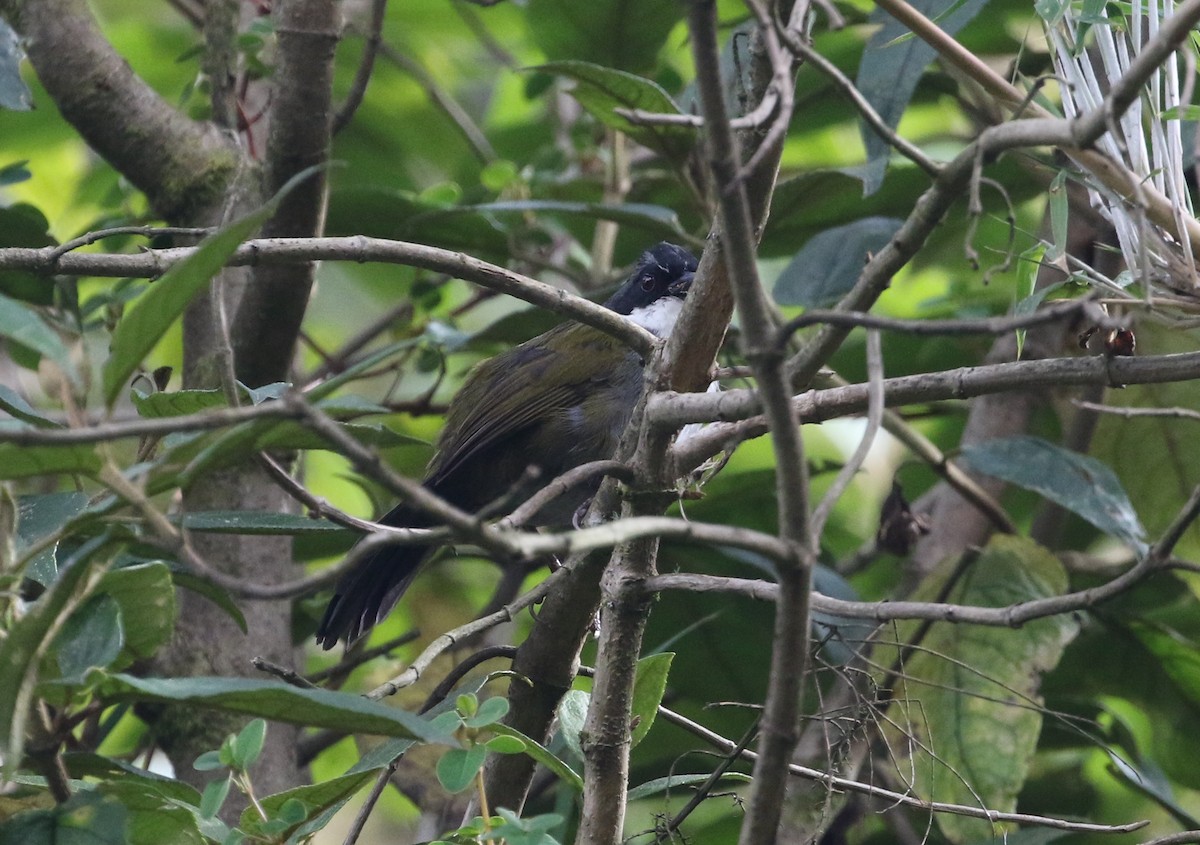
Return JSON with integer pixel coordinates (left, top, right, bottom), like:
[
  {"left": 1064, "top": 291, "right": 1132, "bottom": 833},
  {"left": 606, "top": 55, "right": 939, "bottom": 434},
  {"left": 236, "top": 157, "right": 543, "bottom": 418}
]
[
  {"left": 526, "top": 0, "right": 684, "bottom": 75},
  {"left": 0, "top": 535, "right": 109, "bottom": 774},
  {"left": 16, "top": 491, "right": 89, "bottom": 585},
  {"left": 193, "top": 751, "right": 224, "bottom": 772},
  {"left": 239, "top": 768, "right": 382, "bottom": 840},
  {"left": 0, "top": 293, "right": 70, "bottom": 370},
  {"left": 132, "top": 387, "right": 228, "bottom": 418},
  {"left": 1047, "top": 170, "right": 1069, "bottom": 261},
  {"left": 536, "top": 61, "right": 695, "bottom": 160},
  {"left": 856, "top": 0, "right": 990, "bottom": 194},
  {"left": 178, "top": 511, "right": 351, "bottom": 536},
  {"left": 1034, "top": 0, "right": 1070, "bottom": 24},
  {"left": 485, "top": 734, "right": 527, "bottom": 754},
  {"left": 0, "top": 791, "right": 128, "bottom": 845},
  {"left": 65, "top": 752, "right": 202, "bottom": 806},
  {"left": 0, "top": 385, "right": 61, "bottom": 428},
  {"left": 0, "top": 204, "right": 55, "bottom": 305},
  {"left": 463, "top": 695, "right": 509, "bottom": 728},
  {"left": 489, "top": 724, "right": 583, "bottom": 792},
  {"left": 102, "top": 171, "right": 317, "bottom": 406},
  {"left": 627, "top": 772, "right": 752, "bottom": 802},
  {"left": 453, "top": 199, "right": 689, "bottom": 241},
  {"left": 0, "top": 160, "right": 31, "bottom": 186},
  {"left": 199, "top": 777, "right": 231, "bottom": 819},
  {"left": 880, "top": 535, "right": 1077, "bottom": 841},
  {"left": 436, "top": 745, "right": 487, "bottom": 793},
  {"left": 773, "top": 217, "right": 903, "bottom": 307},
  {"left": 960, "top": 436, "right": 1147, "bottom": 552},
  {"left": 55, "top": 594, "right": 124, "bottom": 682},
  {"left": 555, "top": 689, "right": 589, "bottom": 761},
  {"left": 99, "top": 674, "right": 453, "bottom": 743},
  {"left": 98, "top": 563, "right": 175, "bottom": 660},
  {"left": 0, "top": 443, "right": 100, "bottom": 479},
  {"left": 230, "top": 718, "right": 267, "bottom": 770},
  {"left": 630, "top": 652, "right": 672, "bottom": 748}
]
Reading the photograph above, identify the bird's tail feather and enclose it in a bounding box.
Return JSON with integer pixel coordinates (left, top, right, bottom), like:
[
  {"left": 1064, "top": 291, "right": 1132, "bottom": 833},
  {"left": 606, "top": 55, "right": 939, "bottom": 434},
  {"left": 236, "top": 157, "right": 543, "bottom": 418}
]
[{"left": 315, "top": 505, "right": 433, "bottom": 649}]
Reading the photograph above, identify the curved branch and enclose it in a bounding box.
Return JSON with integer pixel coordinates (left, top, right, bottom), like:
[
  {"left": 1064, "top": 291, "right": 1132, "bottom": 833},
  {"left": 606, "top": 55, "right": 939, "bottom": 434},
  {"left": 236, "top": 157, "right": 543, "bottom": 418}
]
[{"left": 0, "top": 236, "right": 658, "bottom": 356}]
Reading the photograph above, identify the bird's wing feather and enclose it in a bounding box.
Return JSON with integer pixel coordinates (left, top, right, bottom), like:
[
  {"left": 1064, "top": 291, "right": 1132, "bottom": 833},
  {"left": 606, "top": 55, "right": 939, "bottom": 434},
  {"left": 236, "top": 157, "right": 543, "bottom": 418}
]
[{"left": 427, "top": 326, "right": 616, "bottom": 484}]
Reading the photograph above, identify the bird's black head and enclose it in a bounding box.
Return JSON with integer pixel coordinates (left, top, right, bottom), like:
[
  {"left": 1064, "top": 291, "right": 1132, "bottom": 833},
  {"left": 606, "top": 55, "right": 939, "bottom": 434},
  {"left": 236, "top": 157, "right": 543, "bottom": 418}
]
[{"left": 604, "top": 242, "right": 699, "bottom": 316}]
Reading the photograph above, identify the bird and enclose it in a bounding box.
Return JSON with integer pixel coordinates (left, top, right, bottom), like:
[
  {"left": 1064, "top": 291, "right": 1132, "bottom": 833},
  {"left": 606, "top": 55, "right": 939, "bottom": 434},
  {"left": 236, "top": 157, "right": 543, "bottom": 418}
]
[{"left": 316, "top": 242, "right": 699, "bottom": 649}]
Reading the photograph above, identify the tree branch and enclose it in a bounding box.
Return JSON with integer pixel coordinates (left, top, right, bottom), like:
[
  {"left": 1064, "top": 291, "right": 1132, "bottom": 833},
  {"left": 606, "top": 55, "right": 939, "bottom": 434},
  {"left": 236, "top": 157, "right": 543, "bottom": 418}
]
[{"left": 0, "top": 0, "right": 238, "bottom": 220}]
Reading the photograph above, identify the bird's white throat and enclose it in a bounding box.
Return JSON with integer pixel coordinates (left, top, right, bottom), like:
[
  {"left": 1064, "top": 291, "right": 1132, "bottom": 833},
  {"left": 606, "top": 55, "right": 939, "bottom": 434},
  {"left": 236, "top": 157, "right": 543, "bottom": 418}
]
[{"left": 626, "top": 296, "right": 685, "bottom": 338}]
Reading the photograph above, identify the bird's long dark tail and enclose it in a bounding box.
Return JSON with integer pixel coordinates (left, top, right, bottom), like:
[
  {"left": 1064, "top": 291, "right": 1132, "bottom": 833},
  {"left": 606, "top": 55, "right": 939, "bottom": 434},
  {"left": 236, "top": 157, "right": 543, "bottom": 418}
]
[{"left": 315, "top": 503, "right": 434, "bottom": 650}]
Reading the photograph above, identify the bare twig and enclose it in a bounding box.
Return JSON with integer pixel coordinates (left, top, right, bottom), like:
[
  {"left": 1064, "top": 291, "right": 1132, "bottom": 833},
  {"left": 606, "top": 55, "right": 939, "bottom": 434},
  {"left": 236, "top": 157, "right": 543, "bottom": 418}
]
[
  {"left": 0, "top": 236, "right": 657, "bottom": 356},
  {"left": 810, "top": 330, "right": 883, "bottom": 541},
  {"left": 332, "top": 0, "right": 387, "bottom": 135},
  {"left": 657, "top": 705, "right": 1147, "bottom": 834}
]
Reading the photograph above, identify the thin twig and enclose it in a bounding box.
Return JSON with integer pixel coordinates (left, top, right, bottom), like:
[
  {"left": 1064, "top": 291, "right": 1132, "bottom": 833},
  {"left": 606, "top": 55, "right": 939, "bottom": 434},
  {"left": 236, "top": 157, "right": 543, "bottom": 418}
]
[
  {"left": 332, "top": 0, "right": 387, "bottom": 135},
  {"left": 810, "top": 330, "right": 883, "bottom": 540},
  {"left": 656, "top": 705, "right": 1147, "bottom": 834}
]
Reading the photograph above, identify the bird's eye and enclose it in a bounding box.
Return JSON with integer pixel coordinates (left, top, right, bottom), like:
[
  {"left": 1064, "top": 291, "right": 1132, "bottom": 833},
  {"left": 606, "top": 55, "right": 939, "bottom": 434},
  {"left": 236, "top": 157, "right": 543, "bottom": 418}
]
[{"left": 640, "top": 275, "right": 656, "bottom": 292}]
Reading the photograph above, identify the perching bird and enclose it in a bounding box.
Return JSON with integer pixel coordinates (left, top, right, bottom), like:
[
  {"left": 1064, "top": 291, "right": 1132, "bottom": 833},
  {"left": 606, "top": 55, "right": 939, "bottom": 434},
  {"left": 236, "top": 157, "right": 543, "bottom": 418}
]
[{"left": 316, "top": 242, "right": 699, "bottom": 648}]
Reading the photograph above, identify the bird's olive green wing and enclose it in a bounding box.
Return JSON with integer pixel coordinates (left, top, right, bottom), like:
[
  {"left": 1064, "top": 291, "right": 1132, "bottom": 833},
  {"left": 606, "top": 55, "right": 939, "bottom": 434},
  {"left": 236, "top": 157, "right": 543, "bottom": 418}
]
[{"left": 426, "top": 325, "right": 625, "bottom": 485}]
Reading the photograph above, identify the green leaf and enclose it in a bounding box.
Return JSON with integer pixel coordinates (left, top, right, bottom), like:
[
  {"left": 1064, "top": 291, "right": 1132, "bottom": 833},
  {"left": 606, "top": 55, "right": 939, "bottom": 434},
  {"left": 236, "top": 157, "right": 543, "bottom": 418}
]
[
  {"left": 556, "top": 689, "right": 589, "bottom": 761},
  {"left": 98, "top": 563, "right": 176, "bottom": 660},
  {"left": 487, "top": 808, "right": 565, "bottom": 845},
  {"left": 436, "top": 745, "right": 487, "bottom": 793},
  {"left": 54, "top": 594, "right": 124, "bottom": 683},
  {"left": 0, "top": 292, "right": 70, "bottom": 371},
  {"left": 173, "top": 419, "right": 419, "bottom": 486},
  {"left": 880, "top": 535, "right": 1078, "bottom": 842},
  {"left": 526, "top": 0, "right": 684, "bottom": 75},
  {"left": 0, "top": 385, "right": 62, "bottom": 428},
  {"left": 1047, "top": 170, "right": 1069, "bottom": 262},
  {"left": 16, "top": 491, "right": 90, "bottom": 585},
  {"left": 65, "top": 752, "right": 202, "bottom": 806},
  {"left": 1034, "top": 0, "right": 1070, "bottom": 24},
  {"left": 0, "top": 443, "right": 101, "bottom": 479},
  {"left": 773, "top": 217, "right": 904, "bottom": 307},
  {"left": 0, "top": 159, "right": 31, "bottom": 186},
  {"left": 0, "top": 204, "right": 56, "bottom": 305},
  {"left": 959, "top": 436, "right": 1147, "bottom": 553},
  {"left": 630, "top": 652, "right": 672, "bottom": 748},
  {"left": 178, "top": 511, "right": 351, "bottom": 536},
  {"left": 99, "top": 674, "right": 453, "bottom": 743},
  {"left": 132, "top": 387, "right": 229, "bottom": 418},
  {"left": 627, "top": 771, "right": 752, "bottom": 802},
  {"left": 480, "top": 159, "right": 519, "bottom": 192},
  {"left": 102, "top": 171, "right": 316, "bottom": 406},
  {"left": 485, "top": 734, "right": 527, "bottom": 754},
  {"left": 230, "top": 718, "right": 267, "bottom": 770},
  {"left": 856, "top": 0, "right": 990, "bottom": 194},
  {"left": 0, "top": 535, "right": 109, "bottom": 776},
  {"left": 239, "top": 768, "right": 383, "bottom": 841},
  {"left": 536, "top": 61, "right": 695, "bottom": 160},
  {"left": 193, "top": 750, "right": 224, "bottom": 772},
  {"left": 1159, "top": 104, "right": 1200, "bottom": 121},
  {"left": 453, "top": 199, "right": 689, "bottom": 241},
  {"left": 489, "top": 724, "right": 583, "bottom": 792},
  {"left": 463, "top": 695, "right": 509, "bottom": 728},
  {"left": 0, "top": 791, "right": 128, "bottom": 845},
  {"left": 200, "top": 776, "right": 231, "bottom": 819}
]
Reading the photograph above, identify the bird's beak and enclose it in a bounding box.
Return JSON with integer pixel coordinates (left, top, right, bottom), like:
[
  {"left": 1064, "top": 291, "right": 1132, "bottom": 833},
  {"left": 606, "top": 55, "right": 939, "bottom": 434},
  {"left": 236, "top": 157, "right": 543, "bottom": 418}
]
[{"left": 668, "top": 271, "right": 695, "bottom": 298}]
